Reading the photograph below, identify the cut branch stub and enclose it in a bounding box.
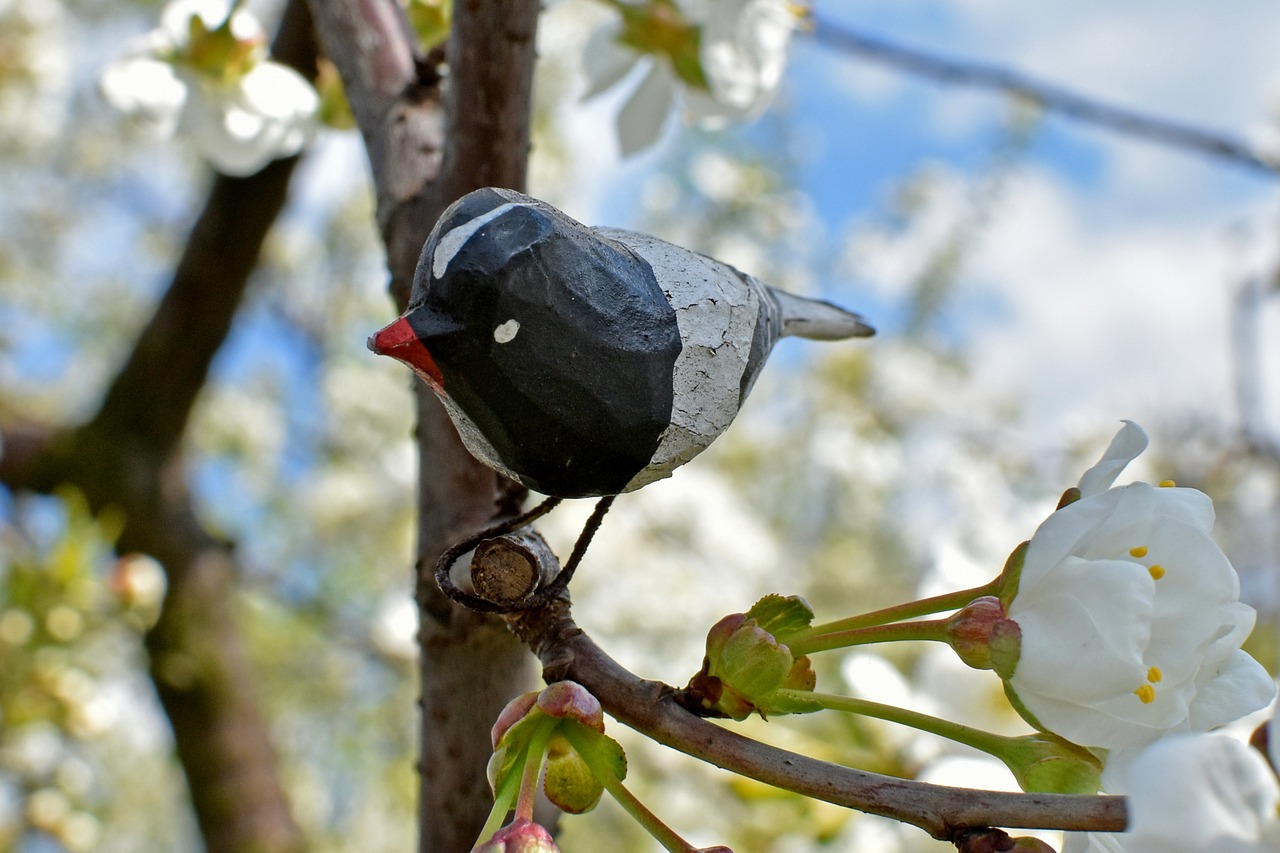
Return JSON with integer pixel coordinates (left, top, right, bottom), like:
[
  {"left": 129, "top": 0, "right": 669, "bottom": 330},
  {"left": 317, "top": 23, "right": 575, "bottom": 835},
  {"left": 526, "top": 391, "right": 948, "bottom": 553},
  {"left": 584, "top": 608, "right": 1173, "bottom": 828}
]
[{"left": 471, "top": 530, "right": 560, "bottom": 606}]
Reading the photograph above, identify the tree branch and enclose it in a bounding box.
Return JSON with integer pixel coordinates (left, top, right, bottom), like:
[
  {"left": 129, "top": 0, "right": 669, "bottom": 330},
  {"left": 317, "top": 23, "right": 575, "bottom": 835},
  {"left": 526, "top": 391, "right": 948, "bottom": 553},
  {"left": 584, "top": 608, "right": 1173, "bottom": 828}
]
[
  {"left": 509, "top": 600, "right": 1128, "bottom": 843},
  {"left": 1, "top": 2, "right": 320, "bottom": 850},
  {"left": 309, "top": 2, "right": 542, "bottom": 850},
  {"left": 811, "top": 16, "right": 1279, "bottom": 177}
]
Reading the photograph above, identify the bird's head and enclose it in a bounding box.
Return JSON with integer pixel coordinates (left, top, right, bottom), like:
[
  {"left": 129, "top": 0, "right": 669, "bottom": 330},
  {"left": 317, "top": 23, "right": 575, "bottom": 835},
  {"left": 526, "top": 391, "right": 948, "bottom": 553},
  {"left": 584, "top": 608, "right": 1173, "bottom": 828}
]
[{"left": 368, "top": 188, "right": 557, "bottom": 395}]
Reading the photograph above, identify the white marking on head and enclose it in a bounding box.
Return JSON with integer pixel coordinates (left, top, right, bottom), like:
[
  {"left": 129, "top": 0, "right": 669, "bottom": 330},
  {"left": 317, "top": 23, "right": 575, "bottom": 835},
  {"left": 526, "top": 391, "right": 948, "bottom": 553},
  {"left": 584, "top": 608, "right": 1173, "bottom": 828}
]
[
  {"left": 493, "top": 319, "right": 520, "bottom": 344},
  {"left": 432, "top": 202, "right": 521, "bottom": 280}
]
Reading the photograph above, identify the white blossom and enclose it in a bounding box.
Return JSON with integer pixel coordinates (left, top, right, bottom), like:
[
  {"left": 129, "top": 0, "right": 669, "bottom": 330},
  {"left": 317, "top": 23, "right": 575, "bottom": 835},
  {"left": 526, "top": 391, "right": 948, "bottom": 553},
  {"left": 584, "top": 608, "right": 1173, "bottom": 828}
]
[
  {"left": 582, "top": 0, "right": 797, "bottom": 156},
  {"left": 1004, "top": 421, "right": 1274, "bottom": 750},
  {"left": 1064, "top": 733, "right": 1280, "bottom": 853},
  {"left": 99, "top": 0, "right": 317, "bottom": 176},
  {"left": 692, "top": 0, "right": 793, "bottom": 124}
]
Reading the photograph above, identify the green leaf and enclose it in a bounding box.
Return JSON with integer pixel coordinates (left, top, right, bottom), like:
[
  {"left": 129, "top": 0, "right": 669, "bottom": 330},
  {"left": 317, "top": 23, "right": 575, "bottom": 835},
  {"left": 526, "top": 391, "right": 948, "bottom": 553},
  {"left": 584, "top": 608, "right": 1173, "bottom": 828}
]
[{"left": 745, "top": 594, "right": 815, "bottom": 642}]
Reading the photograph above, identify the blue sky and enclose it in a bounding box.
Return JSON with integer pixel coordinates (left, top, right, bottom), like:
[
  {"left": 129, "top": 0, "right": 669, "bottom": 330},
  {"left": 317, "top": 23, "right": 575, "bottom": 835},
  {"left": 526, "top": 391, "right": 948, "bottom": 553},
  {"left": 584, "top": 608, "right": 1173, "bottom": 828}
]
[{"left": 540, "top": 0, "right": 1280, "bottom": 465}]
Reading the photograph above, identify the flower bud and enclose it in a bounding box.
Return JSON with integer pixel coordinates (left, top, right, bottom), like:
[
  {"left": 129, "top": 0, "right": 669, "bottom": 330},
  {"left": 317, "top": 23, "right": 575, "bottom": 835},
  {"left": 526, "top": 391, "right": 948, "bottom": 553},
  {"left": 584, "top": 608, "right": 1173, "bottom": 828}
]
[
  {"left": 473, "top": 818, "right": 560, "bottom": 853},
  {"left": 542, "top": 734, "right": 603, "bottom": 814},
  {"left": 715, "top": 623, "right": 791, "bottom": 696},
  {"left": 987, "top": 618, "right": 1022, "bottom": 682},
  {"left": 109, "top": 553, "right": 167, "bottom": 611},
  {"left": 1000, "top": 734, "right": 1100, "bottom": 795},
  {"left": 704, "top": 613, "right": 749, "bottom": 662},
  {"left": 491, "top": 692, "right": 539, "bottom": 749},
  {"left": 535, "top": 682, "right": 604, "bottom": 732},
  {"left": 945, "top": 596, "right": 1010, "bottom": 670}
]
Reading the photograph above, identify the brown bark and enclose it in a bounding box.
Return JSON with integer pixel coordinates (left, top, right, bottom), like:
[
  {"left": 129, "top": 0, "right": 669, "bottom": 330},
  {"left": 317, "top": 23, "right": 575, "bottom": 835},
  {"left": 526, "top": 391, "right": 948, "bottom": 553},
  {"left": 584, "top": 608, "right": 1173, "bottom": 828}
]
[{"left": 309, "top": 1, "right": 544, "bottom": 850}]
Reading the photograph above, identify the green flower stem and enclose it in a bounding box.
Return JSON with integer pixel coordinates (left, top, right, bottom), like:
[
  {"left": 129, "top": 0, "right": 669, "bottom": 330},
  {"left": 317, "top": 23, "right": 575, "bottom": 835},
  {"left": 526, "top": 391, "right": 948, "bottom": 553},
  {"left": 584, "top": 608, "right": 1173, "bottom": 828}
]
[
  {"left": 786, "top": 579, "right": 1000, "bottom": 648},
  {"left": 476, "top": 718, "right": 557, "bottom": 843},
  {"left": 562, "top": 727, "right": 698, "bottom": 853},
  {"left": 773, "top": 688, "right": 1015, "bottom": 759},
  {"left": 785, "top": 617, "right": 952, "bottom": 656},
  {"left": 476, "top": 750, "right": 527, "bottom": 843},
  {"left": 515, "top": 723, "right": 554, "bottom": 822}
]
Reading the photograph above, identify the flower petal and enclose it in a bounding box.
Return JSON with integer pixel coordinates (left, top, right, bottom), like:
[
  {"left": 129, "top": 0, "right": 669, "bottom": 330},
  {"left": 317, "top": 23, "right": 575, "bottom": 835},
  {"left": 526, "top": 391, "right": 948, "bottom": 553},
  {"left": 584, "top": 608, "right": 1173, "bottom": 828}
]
[
  {"left": 580, "top": 22, "right": 639, "bottom": 100},
  {"left": 159, "top": 0, "right": 262, "bottom": 44},
  {"left": 1185, "top": 650, "right": 1275, "bottom": 731},
  {"left": 1077, "top": 420, "right": 1148, "bottom": 497},
  {"left": 1123, "top": 734, "right": 1280, "bottom": 852},
  {"left": 698, "top": 0, "right": 792, "bottom": 113},
  {"left": 616, "top": 61, "right": 674, "bottom": 156},
  {"left": 99, "top": 57, "right": 186, "bottom": 135},
  {"left": 1010, "top": 557, "right": 1151, "bottom": 703},
  {"left": 177, "top": 61, "right": 317, "bottom": 176}
]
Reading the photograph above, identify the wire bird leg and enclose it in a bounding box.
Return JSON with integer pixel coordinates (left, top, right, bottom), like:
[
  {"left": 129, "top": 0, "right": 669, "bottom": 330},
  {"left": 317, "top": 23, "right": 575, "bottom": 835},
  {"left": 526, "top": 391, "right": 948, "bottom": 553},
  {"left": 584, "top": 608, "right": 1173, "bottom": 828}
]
[{"left": 434, "top": 494, "right": 616, "bottom": 613}]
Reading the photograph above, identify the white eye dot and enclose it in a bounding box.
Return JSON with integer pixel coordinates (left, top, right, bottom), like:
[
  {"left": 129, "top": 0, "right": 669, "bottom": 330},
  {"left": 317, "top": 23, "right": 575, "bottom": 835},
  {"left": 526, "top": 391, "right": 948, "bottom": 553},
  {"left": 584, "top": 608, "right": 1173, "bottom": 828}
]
[{"left": 493, "top": 319, "right": 520, "bottom": 344}]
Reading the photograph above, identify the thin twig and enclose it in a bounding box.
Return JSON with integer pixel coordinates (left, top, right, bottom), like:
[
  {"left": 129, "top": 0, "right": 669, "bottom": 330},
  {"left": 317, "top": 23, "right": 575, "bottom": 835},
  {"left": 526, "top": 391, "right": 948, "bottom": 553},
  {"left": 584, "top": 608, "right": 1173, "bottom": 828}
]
[
  {"left": 507, "top": 601, "right": 1128, "bottom": 843},
  {"left": 811, "top": 16, "right": 1278, "bottom": 177}
]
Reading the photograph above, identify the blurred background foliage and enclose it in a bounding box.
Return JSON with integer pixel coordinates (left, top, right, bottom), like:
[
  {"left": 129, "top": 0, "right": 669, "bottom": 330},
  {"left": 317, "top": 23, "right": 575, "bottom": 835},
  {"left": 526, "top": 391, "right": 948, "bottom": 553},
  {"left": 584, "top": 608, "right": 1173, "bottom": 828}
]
[{"left": 2, "top": 0, "right": 1279, "bottom": 850}]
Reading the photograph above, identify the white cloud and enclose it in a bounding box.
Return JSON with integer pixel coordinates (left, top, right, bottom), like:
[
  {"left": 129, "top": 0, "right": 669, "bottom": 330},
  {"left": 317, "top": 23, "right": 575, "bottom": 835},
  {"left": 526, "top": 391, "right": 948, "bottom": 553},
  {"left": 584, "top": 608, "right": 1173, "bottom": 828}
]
[{"left": 967, "top": 168, "right": 1240, "bottom": 428}]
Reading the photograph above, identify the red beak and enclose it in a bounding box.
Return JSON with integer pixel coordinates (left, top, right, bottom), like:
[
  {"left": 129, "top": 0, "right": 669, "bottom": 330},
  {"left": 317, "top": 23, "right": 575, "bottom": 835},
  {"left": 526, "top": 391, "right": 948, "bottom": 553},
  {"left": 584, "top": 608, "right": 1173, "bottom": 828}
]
[{"left": 368, "top": 316, "right": 445, "bottom": 392}]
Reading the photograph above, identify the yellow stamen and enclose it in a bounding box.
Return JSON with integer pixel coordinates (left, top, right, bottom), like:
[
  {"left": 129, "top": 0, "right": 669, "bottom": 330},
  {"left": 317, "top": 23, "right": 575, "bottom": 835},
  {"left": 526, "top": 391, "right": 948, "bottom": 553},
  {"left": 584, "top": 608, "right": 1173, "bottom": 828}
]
[
  {"left": 1147, "top": 666, "right": 1163, "bottom": 683},
  {"left": 1129, "top": 546, "right": 1148, "bottom": 558},
  {"left": 1158, "top": 479, "right": 1176, "bottom": 488},
  {"left": 1134, "top": 684, "right": 1156, "bottom": 704},
  {"left": 1148, "top": 565, "right": 1165, "bottom": 580}
]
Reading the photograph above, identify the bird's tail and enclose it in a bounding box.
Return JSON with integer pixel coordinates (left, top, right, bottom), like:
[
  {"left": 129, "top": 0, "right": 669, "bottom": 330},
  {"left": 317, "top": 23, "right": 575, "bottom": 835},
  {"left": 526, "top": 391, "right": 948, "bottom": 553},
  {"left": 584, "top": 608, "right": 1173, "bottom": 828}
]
[{"left": 770, "top": 288, "right": 875, "bottom": 340}]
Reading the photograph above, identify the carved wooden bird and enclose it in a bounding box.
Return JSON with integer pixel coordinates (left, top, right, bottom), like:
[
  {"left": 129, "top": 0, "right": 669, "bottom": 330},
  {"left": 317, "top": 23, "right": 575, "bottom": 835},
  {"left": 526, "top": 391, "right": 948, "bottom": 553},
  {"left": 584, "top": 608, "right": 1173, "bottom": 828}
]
[{"left": 370, "top": 187, "right": 873, "bottom": 498}]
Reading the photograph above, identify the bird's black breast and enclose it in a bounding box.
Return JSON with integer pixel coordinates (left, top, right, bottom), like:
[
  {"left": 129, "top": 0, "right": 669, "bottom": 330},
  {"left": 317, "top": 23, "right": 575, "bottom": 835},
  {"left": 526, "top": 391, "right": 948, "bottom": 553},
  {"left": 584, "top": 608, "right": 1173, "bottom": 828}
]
[{"left": 420, "top": 190, "right": 683, "bottom": 497}]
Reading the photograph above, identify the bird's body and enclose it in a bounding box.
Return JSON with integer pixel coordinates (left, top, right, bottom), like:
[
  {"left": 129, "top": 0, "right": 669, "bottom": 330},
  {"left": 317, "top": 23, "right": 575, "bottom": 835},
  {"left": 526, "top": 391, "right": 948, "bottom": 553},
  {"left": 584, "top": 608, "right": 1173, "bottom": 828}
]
[{"left": 370, "top": 187, "right": 872, "bottom": 498}]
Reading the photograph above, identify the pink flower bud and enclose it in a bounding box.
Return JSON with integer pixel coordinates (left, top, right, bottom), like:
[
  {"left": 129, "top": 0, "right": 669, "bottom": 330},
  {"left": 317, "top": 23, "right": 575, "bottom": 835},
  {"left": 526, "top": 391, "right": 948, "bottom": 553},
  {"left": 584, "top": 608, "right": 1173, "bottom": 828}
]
[
  {"left": 535, "top": 681, "right": 604, "bottom": 732},
  {"left": 704, "top": 613, "right": 748, "bottom": 661},
  {"left": 473, "top": 818, "right": 560, "bottom": 853},
  {"left": 491, "top": 692, "right": 539, "bottom": 749},
  {"left": 946, "top": 596, "right": 1013, "bottom": 671}
]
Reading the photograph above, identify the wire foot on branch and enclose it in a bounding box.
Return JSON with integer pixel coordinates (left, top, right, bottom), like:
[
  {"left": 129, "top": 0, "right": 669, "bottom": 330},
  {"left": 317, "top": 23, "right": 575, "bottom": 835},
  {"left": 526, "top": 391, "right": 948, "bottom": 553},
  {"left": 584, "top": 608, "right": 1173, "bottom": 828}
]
[{"left": 434, "top": 494, "right": 617, "bottom": 613}]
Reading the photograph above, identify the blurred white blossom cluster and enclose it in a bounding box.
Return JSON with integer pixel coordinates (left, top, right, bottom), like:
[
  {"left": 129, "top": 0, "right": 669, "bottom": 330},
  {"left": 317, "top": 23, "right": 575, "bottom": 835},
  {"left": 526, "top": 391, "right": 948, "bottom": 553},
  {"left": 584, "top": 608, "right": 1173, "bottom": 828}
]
[
  {"left": 0, "top": 0, "right": 71, "bottom": 153},
  {"left": 99, "top": 0, "right": 318, "bottom": 176},
  {"left": 1, "top": 493, "right": 174, "bottom": 851},
  {"left": 582, "top": 0, "right": 800, "bottom": 155}
]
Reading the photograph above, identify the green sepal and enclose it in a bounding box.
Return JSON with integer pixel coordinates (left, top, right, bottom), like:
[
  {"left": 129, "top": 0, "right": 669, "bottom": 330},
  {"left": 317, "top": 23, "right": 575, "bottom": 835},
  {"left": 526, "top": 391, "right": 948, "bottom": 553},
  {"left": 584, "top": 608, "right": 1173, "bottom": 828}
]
[
  {"left": 1001, "top": 734, "right": 1101, "bottom": 795},
  {"left": 561, "top": 724, "right": 628, "bottom": 784},
  {"left": 181, "top": 12, "right": 261, "bottom": 82},
  {"left": 996, "top": 541, "right": 1028, "bottom": 607},
  {"left": 488, "top": 712, "right": 556, "bottom": 795},
  {"left": 615, "top": 0, "right": 710, "bottom": 90}
]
